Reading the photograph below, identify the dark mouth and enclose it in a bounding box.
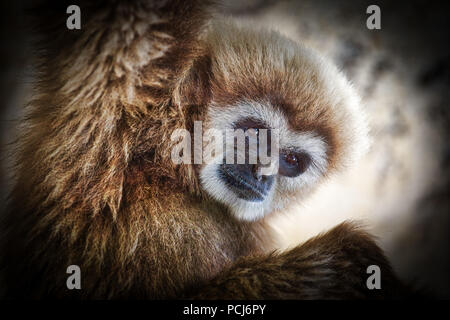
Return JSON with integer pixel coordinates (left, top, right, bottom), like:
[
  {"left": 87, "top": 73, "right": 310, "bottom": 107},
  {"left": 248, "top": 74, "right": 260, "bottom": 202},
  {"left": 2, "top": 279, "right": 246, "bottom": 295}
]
[{"left": 218, "top": 164, "right": 273, "bottom": 202}]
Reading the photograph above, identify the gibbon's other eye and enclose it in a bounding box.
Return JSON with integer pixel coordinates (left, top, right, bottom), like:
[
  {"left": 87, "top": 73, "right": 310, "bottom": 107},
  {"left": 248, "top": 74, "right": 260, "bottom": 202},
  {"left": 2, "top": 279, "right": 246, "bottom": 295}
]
[
  {"left": 279, "top": 151, "right": 311, "bottom": 177},
  {"left": 285, "top": 153, "right": 298, "bottom": 165},
  {"left": 233, "top": 118, "right": 267, "bottom": 133}
]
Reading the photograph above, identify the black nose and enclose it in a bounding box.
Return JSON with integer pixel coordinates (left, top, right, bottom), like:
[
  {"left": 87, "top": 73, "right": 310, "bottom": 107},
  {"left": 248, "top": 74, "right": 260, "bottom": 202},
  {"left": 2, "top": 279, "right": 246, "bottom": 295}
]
[{"left": 219, "top": 163, "right": 274, "bottom": 202}]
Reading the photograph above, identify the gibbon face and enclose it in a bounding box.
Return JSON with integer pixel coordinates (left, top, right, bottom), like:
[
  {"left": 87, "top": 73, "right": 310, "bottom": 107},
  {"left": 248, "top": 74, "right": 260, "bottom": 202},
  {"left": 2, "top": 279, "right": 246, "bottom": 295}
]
[
  {"left": 200, "top": 101, "right": 328, "bottom": 221},
  {"left": 195, "top": 21, "right": 369, "bottom": 221}
]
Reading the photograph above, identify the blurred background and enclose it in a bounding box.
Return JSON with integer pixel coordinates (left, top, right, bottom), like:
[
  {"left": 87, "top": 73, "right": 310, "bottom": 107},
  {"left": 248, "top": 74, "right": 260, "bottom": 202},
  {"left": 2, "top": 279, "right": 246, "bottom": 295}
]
[{"left": 1, "top": 0, "right": 449, "bottom": 298}]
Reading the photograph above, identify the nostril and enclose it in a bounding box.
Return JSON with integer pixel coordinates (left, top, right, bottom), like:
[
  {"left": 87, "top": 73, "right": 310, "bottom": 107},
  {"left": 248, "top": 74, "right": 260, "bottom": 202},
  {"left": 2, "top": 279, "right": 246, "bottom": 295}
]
[
  {"left": 251, "top": 164, "right": 262, "bottom": 181},
  {"left": 251, "top": 164, "right": 273, "bottom": 184}
]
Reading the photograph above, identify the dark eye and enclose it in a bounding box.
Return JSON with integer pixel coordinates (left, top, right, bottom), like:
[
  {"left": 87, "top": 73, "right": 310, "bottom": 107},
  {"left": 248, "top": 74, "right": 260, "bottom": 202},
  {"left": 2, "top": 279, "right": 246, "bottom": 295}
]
[
  {"left": 284, "top": 153, "right": 298, "bottom": 166},
  {"left": 279, "top": 151, "right": 311, "bottom": 178},
  {"left": 234, "top": 118, "right": 267, "bottom": 133}
]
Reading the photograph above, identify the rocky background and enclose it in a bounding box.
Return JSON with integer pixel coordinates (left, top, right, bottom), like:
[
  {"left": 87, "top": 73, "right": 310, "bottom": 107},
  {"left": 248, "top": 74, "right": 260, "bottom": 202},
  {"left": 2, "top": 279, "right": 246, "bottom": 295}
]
[{"left": 1, "top": 1, "right": 449, "bottom": 297}]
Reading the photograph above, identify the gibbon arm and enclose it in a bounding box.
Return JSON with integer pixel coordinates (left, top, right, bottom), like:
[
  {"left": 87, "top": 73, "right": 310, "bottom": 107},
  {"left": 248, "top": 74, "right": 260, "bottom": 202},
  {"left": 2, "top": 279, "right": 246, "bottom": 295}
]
[{"left": 186, "top": 223, "right": 409, "bottom": 299}]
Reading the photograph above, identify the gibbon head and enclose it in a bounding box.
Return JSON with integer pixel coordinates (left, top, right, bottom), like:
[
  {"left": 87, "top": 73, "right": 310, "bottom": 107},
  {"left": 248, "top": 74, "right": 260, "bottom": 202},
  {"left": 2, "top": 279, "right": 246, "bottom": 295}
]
[{"left": 183, "top": 21, "right": 369, "bottom": 221}]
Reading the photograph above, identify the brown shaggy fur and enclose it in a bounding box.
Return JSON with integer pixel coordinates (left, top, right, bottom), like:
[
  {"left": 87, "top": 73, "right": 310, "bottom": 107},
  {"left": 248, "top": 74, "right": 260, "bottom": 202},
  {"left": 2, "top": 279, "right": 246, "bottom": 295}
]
[{"left": 0, "top": 0, "right": 408, "bottom": 299}]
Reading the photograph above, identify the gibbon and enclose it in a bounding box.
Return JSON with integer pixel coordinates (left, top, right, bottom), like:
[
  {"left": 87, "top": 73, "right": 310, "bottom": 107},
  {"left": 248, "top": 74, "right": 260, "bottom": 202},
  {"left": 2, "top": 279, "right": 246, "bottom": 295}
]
[{"left": 0, "top": 0, "right": 410, "bottom": 299}]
